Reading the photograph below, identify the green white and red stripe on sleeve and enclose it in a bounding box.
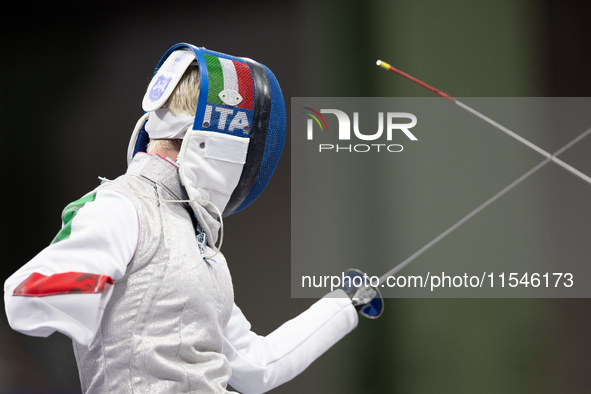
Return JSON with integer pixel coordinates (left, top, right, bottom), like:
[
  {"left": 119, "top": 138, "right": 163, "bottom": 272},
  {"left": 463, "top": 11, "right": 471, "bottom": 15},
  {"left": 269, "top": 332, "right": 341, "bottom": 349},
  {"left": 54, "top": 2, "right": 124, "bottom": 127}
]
[{"left": 3, "top": 190, "right": 139, "bottom": 346}]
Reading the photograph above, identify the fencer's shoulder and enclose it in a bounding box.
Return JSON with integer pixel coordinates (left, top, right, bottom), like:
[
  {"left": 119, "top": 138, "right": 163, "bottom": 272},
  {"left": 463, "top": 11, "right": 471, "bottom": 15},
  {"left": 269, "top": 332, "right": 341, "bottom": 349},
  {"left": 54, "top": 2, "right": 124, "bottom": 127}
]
[
  {"left": 55, "top": 186, "right": 136, "bottom": 218},
  {"left": 55, "top": 188, "right": 138, "bottom": 231},
  {"left": 95, "top": 173, "right": 150, "bottom": 209}
]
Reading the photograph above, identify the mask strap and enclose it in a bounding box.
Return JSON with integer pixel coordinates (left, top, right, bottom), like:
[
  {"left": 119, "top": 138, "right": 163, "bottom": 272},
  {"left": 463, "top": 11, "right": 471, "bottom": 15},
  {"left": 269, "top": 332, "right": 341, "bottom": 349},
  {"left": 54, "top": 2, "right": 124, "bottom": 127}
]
[{"left": 98, "top": 176, "right": 224, "bottom": 260}]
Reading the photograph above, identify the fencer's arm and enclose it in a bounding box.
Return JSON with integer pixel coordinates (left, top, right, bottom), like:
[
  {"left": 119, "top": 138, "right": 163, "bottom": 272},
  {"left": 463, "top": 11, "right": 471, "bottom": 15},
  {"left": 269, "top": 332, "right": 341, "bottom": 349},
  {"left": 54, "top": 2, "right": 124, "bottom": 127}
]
[
  {"left": 3, "top": 190, "right": 138, "bottom": 346},
  {"left": 222, "top": 290, "right": 358, "bottom": 394}
]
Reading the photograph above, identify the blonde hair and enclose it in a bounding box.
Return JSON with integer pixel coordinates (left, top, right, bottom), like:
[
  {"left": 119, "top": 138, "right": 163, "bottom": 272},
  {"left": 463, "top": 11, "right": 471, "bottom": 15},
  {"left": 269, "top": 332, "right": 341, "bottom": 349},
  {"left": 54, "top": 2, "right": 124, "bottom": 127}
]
[
  {"left": 147, "top": 66, "right": 200, "bottom": 154},
  {"left": 165, "top": 66, "right": 201, "bottom": 116}
]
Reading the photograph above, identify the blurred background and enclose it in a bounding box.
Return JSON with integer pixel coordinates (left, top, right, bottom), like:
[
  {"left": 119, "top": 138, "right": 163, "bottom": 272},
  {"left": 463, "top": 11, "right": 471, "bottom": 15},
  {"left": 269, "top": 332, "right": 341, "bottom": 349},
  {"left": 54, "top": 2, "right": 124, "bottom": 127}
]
[{"left": 1, "top": 0, "right": 591, "bottom": 393}]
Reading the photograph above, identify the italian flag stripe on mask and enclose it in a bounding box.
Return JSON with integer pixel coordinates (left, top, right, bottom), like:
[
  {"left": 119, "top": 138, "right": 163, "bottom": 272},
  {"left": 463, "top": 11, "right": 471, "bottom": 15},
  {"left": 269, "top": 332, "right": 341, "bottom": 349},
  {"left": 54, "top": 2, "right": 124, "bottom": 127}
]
[{"left": 203, "top": 54, "right": 254, "bottom": 110}]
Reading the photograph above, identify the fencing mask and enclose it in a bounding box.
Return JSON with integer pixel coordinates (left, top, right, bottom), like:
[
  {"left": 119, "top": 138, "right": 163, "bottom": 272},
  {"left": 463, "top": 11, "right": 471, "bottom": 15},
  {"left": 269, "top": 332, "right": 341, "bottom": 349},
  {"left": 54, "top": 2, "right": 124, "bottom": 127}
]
[{"left": 127, "top": 43, "right": 286, "bottom": 244}]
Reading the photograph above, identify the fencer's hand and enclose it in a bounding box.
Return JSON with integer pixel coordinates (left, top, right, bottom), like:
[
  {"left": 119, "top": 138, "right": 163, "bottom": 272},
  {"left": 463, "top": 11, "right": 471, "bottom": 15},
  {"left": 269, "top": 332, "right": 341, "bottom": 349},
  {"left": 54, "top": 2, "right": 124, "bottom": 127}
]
[{"left": 342, "top": 269, "right": 384, "bottom": 319}]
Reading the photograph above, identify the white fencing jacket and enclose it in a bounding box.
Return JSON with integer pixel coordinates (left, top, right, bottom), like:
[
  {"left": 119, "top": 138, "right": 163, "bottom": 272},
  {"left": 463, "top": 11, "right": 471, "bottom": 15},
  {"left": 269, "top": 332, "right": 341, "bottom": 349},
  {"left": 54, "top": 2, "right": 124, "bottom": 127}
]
[{"left": 4, "top": 154, "right": 358, "bottom": 394}]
